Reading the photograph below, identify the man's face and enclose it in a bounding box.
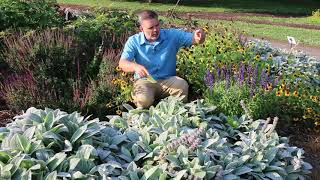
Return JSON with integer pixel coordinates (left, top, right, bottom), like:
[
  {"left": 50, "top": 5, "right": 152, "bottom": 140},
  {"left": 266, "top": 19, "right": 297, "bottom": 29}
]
[{"left": 140, "top": 18, "right": 160, "bottom": 42}]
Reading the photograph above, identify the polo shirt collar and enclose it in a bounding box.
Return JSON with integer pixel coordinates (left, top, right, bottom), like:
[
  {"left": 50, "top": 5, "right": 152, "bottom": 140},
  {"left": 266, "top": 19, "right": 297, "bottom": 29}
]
[{"left": 139, "top": 30, "right": 166, "bottom": 45}]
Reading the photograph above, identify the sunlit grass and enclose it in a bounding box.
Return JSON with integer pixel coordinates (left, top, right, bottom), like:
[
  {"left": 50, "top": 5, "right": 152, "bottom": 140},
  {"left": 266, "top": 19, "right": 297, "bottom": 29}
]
[{"left": 238, "top": 16, "right": 320, "bottom": 26}]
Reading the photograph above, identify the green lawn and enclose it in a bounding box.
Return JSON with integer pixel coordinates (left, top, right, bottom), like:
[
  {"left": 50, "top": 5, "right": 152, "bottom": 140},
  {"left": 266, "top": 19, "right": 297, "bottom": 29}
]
[
  {"left": 58, "top": 0, "right": 320, "bottom": 15},
  {"left": 238, "top": 16, "right": 320, "bottom": 26},
  {"left": 209, "top": 20, "right": 320, "bottom": 46}
]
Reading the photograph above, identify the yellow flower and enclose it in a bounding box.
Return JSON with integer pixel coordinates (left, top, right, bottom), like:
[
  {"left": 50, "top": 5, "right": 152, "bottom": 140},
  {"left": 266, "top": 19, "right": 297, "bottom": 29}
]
[
  {"left": 310, "top": 96, "right": 318, "bottom": 102},
  {"left": 268, "top": 54, "right": 273, "bottom": 60},
  {"left": 266, "top": 82, "right": 272, "bottom": 91},
  {"left": 276, "top": 90, "right": 282, "bottom": 96},
  {"left": 254, "top": 54, "right": 261, "bottom": 61},
  {"left": 111, "top": 78, "right": 118, "bottom": 84},
  {"left": 285, "top": 90, "right": 290, "bottom": 96},
  {"left": 106, "top": 101, "right": 113, "bottom": 108},
  {"left": 116, "top": 109, "right": 122, "bottom": 115},
  {"left": 306, "top": 108, "right": 313, "bottom": 113},
  {"left": 121, "top": 72, "right": 127, "bottom": 76},
  {"left": 293, "top": 91, "right": 298, "bottom": 97},
  {"left": 115, "top": 66, "right": 121, "bottom": 72}
]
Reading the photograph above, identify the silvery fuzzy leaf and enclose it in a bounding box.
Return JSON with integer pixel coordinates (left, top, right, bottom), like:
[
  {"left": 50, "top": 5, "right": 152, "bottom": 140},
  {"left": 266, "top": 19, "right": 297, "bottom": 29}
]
[
  {"left": 62, "top": 140, "right": 72, "bottom": 152},
  {"left": 44, "top": 112, "right": 54, "bottom": 130},
  {"left": 70, "top": 124, "right": 87, "bottom": 143},
  {"left": 129, "top": 171, "right": 140, "bottom": 180},
  {"left": 36, "top": 149, "right": 53, "bottom": 161},
  {"left": 72, "top": 171, "right": 86, "bottom": 179},
  {"left": 45, "top": 171, "right": 57, "bottom": 180},
  {"left": 10, "top": 133, "right": 29, "bottom": 152},
  {"left": 278, "top": 150, "right": 291, "bottom": 159},
  {"left": 143, "top": 166, "right": 159, "bottom": 179},
  {"left": 204, "top": 132, "right": 220, "bottom": 148},
  {"left": 265, "top": 172, "right": 282, "bottom": 180},
  {"left": 118, "top": 153, "right": 132, "bottom": 162},
  {"left": 239, "top": 155, "right": 250, "bottom": 163},
  {"left": 43, "top": 131, "right": 63, "bottom": 144},
  {"left": 23, "top": 126, "right": 36, "bottom": 140},
  {"left": 121, "top": 146, "right": 132, "bottom": 159},
  {"left": 29, "top": 163, "right": 41, "bottom": 171},
  {"left": 134, "top": 153, "right": 146, "bottom": 161},
  {"left": 194, "top": 171, "right": 206, "bottom": 178},
  {"left": 265, "top": 166, "right": 287, "bottom": 176},
  {"left": 77, "top": 145, "right": 97, "bottom": 159},
  {"left": 301, "top": 161, "right": 312, "bottom": 170},
  {"left": 291, "top": 156, "right": 301, "bottom": 171},
  {"left": 266, "top": 147, "right": 279, "bottom": 163},
  {"left": 49, "top": 124, "right": 68, "bottom": 134},
  {"left": 172, "top": 169, "right": 187, "bottom": 180},
  {"left": 15, "top": 112, "right": 43, "bottom": 124},
  {"left": 222, "top": 174, "right": 239, "bottom": 180},
  {"left": 155, "top": 131, "right": 168, "bottom": 144},
  {"left": 286, "top": 173, "right": 304, "bottom": 180},
  {"left": 233, "top": 166, "right": 252, "bottom": 176},
  {"left": 166, "top": 155, "right": 180, "bottom": 167},
  {"left": 226, "top": 160, "right": 242, "bottom": 170},
  {"left": 47, "top": 152, "right": 67, "bottom": 171},
  {"left": 57, "top": 172, "right": 71, "bottom": 178},
  {"left": 126, "top": 131, "right": 139, "bottom": 142},
  {"left": 222, "top": 168, "right": 234, "bottom": 175},
  {"left": 112, "top": 135, "right": 128, "bottom": 146}
]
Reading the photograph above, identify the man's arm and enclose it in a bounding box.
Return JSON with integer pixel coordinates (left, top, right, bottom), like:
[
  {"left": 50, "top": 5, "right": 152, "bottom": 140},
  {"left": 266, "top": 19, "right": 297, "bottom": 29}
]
[
  {"left": 119, "top": 59, "right": 149, "bottom": 78},
  {"left": 192, "top": 28, "right": 206, "bottom": 45}
]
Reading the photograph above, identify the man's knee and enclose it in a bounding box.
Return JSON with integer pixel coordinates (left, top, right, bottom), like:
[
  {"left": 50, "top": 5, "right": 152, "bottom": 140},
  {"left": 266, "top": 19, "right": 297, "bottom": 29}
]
[
  {"left": 134, "top": 93, "right": 154, "bottom": 108},
  {"left": 179, "top": 78, "right": 189, "bottom": 95}
]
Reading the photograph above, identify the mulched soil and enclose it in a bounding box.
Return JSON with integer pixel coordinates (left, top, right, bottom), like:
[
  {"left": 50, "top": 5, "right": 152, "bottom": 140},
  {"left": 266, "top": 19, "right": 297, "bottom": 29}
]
[{"left": 0, "top": 3, "right": 319, "bottom": 179}]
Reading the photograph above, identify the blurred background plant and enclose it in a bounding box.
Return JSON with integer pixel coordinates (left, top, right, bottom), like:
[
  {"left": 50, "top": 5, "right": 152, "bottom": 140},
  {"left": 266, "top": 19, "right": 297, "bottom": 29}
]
[{"left": 0, "top": 8, "right": 137, "bottom": 120}]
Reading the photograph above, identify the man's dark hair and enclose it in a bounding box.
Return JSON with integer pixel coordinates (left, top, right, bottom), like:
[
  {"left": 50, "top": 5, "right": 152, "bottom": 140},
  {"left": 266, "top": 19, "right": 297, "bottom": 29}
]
[{"left": 137, "top": 10, "right": 158, "bottom": 25}]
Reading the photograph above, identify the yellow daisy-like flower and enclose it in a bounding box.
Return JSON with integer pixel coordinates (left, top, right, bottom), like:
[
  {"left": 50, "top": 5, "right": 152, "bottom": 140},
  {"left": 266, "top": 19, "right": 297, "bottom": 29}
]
[
  {"left": 266, "top": 82, "right": 272, "bottom": 91},
  {"left": 106, "top": 101, "right": 113, "bottom": 108},
  {"left": 121, "top": 72, "right": 127, "bottom": 76},
  {"left": 306, "top": 108, "right": 313, "bottom": 113},
  {"left": 268, "top": 54, "right": 273, "bottom": 60},
  {"left": 203, "top": 26, "right": 209, "bottom": 33},
  {"left": 115, "top": 66, "right": 121, "bottom": 72},
  {"left": 293, "top": 91, "right": 298, "bottom": 97},
  {"left": 254, "top": 54, "right": 261, "bottom": 61},
  {"left": 276, "top": 90, "right": 282, "bottom": 96},
  {"left": 310, "top": 96, "right": 318, "bottom": 102},
  {"left": 116, "top": 109, "right": 122, "bottom": 115},
  {"left": 111, "top": 78, "right": 118, "bottom": 84},
  {"left": 285, "top": 90, "right": 290, "bottom": 96}
]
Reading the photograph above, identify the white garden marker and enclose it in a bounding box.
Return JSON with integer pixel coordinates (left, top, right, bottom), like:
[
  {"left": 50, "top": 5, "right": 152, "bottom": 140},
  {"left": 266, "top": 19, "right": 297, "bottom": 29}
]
[{"left": 287, "top": 36, "right": 298, "bottom": 49}]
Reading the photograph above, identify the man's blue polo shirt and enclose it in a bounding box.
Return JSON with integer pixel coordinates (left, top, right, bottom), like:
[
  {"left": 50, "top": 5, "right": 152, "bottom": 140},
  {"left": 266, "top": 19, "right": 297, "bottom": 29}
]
[{"left": 120, "top": 29, "right": 193, "bottom": 80}]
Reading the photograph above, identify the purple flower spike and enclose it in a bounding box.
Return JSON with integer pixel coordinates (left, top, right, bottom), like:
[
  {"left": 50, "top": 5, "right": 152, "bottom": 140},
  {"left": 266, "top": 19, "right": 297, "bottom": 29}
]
[{"left": 204, "top": 69, "right": 214, "bottom": 88}]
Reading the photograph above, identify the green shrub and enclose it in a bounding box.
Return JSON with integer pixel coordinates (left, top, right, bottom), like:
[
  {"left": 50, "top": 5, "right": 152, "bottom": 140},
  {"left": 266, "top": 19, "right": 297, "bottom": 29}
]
[
  {"left": 0, "top": 9, "right": 137, "bottom": 118},
  {"left": 0, "top": 0, "right": 63, "bottom": 31}
]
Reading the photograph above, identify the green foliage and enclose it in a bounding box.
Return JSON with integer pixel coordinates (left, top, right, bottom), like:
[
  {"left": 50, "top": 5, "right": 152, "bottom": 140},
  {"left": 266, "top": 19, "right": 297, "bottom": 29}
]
[
  {"left": 177, "top": 23, "right": 255, "bottom": 93},
  {"left": 311, "top": 9, "right": 320, "bottom": 17},
  {"left": 1, "top": 10, "right": 137, "bottom": 119},
  {"left": 0, "top": 0, "right": 63, "bottom": 31}
]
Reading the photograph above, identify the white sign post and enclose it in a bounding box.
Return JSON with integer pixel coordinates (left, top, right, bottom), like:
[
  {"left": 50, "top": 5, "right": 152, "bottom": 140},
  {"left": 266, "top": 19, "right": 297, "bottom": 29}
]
[{"left": 287, "top": 36, "right": 297, "bottom": 49}]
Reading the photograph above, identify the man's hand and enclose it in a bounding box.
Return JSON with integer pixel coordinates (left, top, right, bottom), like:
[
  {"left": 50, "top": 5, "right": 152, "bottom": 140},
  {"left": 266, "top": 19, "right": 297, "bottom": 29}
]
[
  {"left": 134, "top": 63, "right": 149, "bottom": 78},
  {"left": 119, "top": 59, "right": 149, "bottom": 78},
  {"left": 192, "top": 28, "right": 206, "bottom": 44}
]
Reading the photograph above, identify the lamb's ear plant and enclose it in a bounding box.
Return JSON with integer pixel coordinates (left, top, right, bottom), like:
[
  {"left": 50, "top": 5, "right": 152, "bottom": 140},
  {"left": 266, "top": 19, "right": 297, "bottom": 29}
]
[
  {"left": 0, "top": 97, "right": 313, "bottom": 179},
  {"left": 108, "top": 96, "right": 312, "bottom": 179}
]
